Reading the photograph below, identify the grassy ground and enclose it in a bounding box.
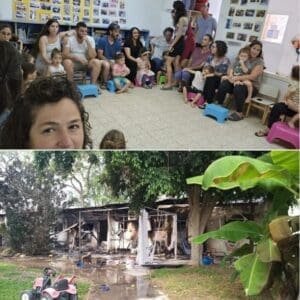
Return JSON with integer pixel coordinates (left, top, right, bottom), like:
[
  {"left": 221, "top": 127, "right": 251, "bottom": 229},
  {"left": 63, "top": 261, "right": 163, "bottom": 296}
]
[
  {"left": 150, "top": 265, "right": 264, "bottom": 300},
  {"left": 0, "top": 262, "right": 90, "bottom": 300}
]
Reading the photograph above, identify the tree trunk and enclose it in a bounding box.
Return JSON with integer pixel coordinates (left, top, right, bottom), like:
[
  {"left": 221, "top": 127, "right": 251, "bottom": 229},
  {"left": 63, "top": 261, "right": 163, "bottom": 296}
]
[
  {"left": 188, "top": 185, "right": 201, "bottom": 266},
  {"left": 188, "top": 187, "right": 218, "bottom": 266},
  {"left": 198, "top": 193, "right": 218, "bottom": 265}
]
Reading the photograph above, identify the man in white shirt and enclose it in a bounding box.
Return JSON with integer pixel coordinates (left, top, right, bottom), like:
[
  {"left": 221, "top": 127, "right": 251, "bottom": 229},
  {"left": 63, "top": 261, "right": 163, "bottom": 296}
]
[
  {"left": 150, "top": 27, "right": 174, "bottom": 74},
  {"left": 63, "top": 22, "right": 101, "bottom": 84}
]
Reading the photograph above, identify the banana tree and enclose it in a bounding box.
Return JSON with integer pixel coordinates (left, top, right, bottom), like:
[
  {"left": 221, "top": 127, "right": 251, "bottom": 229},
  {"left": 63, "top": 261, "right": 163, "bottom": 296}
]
[{"left": 186, "top": 151, "right": 299, "bottom": 298}]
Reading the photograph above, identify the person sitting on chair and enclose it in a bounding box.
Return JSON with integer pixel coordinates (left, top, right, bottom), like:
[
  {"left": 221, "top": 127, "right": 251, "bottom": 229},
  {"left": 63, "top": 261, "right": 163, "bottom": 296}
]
[{"left": 63, "top": 22, "right": 101, "bottom": 84}]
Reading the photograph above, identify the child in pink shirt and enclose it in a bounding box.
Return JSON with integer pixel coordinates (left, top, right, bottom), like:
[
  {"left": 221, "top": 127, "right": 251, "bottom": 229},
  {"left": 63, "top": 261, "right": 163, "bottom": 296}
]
[{"left": 112, "top": 52, "right": 132, "bottom": 93}]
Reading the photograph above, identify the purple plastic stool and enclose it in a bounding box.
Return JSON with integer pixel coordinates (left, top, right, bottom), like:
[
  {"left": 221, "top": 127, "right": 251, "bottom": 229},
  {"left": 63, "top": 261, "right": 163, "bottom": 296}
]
[
  {"left": 267, "top": 121, "right": 299, "bottom": 148},
  {"left": 187, "top": 92, "right": 205, "bottom": 106}
]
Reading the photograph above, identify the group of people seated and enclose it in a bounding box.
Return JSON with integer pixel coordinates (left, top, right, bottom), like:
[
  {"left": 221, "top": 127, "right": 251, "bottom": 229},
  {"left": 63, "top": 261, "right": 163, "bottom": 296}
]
[{"left": 0, "top": 0, "right": 298, "bottom": 149}]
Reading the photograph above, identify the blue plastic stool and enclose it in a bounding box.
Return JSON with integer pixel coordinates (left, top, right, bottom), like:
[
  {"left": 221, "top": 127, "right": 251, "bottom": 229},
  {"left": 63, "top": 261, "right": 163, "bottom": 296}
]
[
  {"left": 107, "top": 80, "right": 116, "bottom": 93},
  {"left": 203, "top": 103, "right": 229, "bottom": 123},
  {"left": 77, "top": 84, "right": 100, "bottom": 99}
]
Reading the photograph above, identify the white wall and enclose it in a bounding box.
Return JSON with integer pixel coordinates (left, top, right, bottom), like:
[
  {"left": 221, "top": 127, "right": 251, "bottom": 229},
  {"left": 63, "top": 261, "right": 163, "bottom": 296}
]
[
  {"left": 216, "top": 0, "right": 299, "bottom": 76},
  {"left": 262, "top": 0, "right": 300, "bottom": 76},
  {"left": 0, "top": 1, "right": 221, "bottom": 37},
  {"left": 0, "top": 0, "right": 167, "bottom": 36}
]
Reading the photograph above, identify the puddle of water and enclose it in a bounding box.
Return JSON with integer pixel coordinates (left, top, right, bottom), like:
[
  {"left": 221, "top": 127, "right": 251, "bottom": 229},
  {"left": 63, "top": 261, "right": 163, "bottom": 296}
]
[{"left": 2, "top": 256, "right": 168, "bottom": 300}]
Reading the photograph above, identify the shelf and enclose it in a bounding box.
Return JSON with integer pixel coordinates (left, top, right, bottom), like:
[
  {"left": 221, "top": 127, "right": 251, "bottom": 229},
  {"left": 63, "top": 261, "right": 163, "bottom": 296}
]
[{"left": 0, "top": 19, "right": 150, "bottom": 47}]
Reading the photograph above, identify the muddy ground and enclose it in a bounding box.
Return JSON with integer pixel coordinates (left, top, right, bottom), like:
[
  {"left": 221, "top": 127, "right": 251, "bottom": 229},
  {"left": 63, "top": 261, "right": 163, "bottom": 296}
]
[{"left": 1, "top": 254, "right": 173, "bottom": 300}]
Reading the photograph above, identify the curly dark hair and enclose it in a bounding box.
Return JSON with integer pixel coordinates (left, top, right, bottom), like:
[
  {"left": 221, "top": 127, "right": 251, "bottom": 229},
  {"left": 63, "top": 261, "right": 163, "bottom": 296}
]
[
  {"left": 0, "top": 77, "right": 92, "bottom": 149},
  {"left": 172, "top": 1, "right": 187, "bottom": 26},
  {"left": 214, "top": 40, "right": 228, "bottom": 57},
  {"left": 0, "top": 41, "right": 22, "bottom": 114}
]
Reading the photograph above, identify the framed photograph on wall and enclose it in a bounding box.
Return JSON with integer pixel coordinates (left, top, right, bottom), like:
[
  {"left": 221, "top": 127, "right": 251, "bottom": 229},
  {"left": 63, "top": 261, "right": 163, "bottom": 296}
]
[
  {"left": 237, "top": 33, "right": 247, "bottom": 41},
  {"left": 256, "top": 10, "right": 266, "bottom": 17},
  {"left": 249, "top": 35, "right": 258, "bottom": 42},
  {"left": 245, "top": 9, "right": 255, "bottom": 17},
  {"left": 226, "top": 32, "right": 235, "bottom": 39},
  {"left": 235, "top": 10, "right": 244, "bottom": 16},
  {"left": 243, "top": 22, "right": 253, "bottom": 30}
]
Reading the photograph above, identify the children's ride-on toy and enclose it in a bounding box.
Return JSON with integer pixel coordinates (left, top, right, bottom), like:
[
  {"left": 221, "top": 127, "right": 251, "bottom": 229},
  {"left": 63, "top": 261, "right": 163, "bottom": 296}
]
[{"left": 20, "top": 267, "right": 77, "bottom": 300}]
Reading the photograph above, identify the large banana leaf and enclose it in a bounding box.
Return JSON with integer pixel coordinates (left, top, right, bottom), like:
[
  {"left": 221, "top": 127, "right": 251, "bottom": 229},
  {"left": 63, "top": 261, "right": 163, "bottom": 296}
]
[
  {"left": 269, "top": 151, "right": 299, "bottom": 177},
  {"left": 234, "top": 253, "right": 271, "bottom": 296},
  {"left": 257, "top": 238, "right": 281, "bottom": 262},
  {"left": 187, "top": 155, "right": 298, "bottom": 196},
  {"left": 193, "top": 221, "right": 263, "bottom": 244}
]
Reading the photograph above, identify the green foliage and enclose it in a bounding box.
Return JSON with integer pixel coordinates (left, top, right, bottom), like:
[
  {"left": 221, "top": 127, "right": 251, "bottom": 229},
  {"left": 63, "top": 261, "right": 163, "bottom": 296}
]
[
  {"left": 0, "top": 154, "right": 66, "bottom": 255},
  {"left": 193, "top": 221, "right": 263, "bottom": 244},
  {"left": 102, "top": 151, "right": 266, "bottom": 210},
  {"left": 234, "top": 253, "right": 271, "bottom": 296},
  {"left": 34, "top": 151, "right": 105, "bottom": 207},
  {"left": 187, "top": 153, "right": 298, "bottom": 196},
  {"left": 256, "top": 238, "right": 281, "bottom": 263},
  {"left": 187, "top": 150, "right": 299, "bottom": 297}
]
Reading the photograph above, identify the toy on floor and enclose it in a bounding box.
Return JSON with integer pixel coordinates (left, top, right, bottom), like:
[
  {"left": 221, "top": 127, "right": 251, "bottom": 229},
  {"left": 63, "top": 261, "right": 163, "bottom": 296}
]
[
  {"left": 267, "top": 121, "right": 299, "bottom": 148},
  {"left": 203, "top": 103, "right": 229, "bottom": 123},
  {"left": 77, "top": 84, "right": 100, "bottom": 99},
  {"left": 158, "top": 75, "right": 166, "bottom": 85}
]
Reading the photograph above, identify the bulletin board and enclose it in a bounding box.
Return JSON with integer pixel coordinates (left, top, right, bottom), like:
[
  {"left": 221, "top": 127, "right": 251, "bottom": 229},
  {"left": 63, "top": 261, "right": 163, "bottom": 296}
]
[
  {"left": 224, "top": 0, "right": 268, "bottom": 45},
  {"left": 12, "top": 0, "right": 127, "bottom": 26}
]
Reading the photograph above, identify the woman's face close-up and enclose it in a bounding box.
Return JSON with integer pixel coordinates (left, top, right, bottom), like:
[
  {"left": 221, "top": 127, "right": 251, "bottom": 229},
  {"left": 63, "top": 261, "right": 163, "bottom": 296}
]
[
  {"left": 0, "top": 27, "right": 12, "bottom": 41},
  {"left": 250, "top": 44, "right": 262, "bottom": 58},
  {"left": 132, "top": 29, "right": 140, "bottom": 40},
  {"left": 29, "top": 97, "right": 84, "bottom": 149},
  {"left": 48, "top": 22, "right": 59, "bottom": 35},
  {"left": 211, "top": 43, "right": 217, "bottom": 54}
]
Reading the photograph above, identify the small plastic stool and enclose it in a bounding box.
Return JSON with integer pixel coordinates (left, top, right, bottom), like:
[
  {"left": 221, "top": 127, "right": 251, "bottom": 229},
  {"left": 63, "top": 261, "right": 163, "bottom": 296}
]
[
  {"left": 77, "top": 84, "right": 100, "bottom": 99},
  {"left": 203, "top": 103, "right": 229, "bottom": 123},
  {"left": 107, "top": 80, "right": 116, "bottom": 93},
  {"left": 267, "top": 121, "right": 299, "bottom": 148},
  {"left": 159, "top": 75, "right": 166, "bottom": 85},
  {"left": 187, "top": 92, "right": 205, "bottom": 106}
]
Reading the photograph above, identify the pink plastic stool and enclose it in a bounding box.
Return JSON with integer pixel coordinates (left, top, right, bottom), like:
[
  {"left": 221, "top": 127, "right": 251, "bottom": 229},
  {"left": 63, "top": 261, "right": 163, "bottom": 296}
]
[
  {"left": 187, "top": 92, "right": 205, "bottom": 106},
  {"left": 267, "top": 121, "right": 299, "bottom": 148}
]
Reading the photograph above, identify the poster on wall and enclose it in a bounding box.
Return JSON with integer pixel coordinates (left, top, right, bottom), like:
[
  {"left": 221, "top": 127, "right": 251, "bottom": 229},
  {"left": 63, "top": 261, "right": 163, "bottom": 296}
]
[
  {"left": 224, "top": 0, "right": 268, "bottom": 46},
  {"left": 12, "top": 0, "right": 127, "bottom": 27},
  {"left": 261, "top": 14, "right": 289, "bottom": 44}
]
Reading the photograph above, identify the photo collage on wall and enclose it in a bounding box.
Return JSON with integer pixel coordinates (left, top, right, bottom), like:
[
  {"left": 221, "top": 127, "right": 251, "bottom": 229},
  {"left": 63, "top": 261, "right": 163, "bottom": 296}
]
[
  {"left": 13, "top": 0, "right": 127, "bottom": 26},
  {"left": 225, "top": 0, "right": 268, "bottom": 45}
]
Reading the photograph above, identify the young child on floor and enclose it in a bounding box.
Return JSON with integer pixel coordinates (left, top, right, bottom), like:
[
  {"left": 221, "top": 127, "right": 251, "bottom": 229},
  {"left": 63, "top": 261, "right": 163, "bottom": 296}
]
[
  {"left": 99, "top": 129, "right": 126, "bottom": 149},
  {"left": 223, "top": 46, "right": 253, "bottom": 103},
  {"left": 47, "top": 48, "right": 66, "bottom": 77},
  {"left": 182, "top": 65, "right": 215, "bottom": 107},
  {"left": 21, "top": 62, "right": 37, "bottom": 93},
  {"left": 112, "top": 52, "right": 132, "bottom": 93},
  {"left": 156, "top": 50, "right": 168, "bottom": 85},
  {"left": 136, "top": 47, "right": 155, "bottom": 89}
]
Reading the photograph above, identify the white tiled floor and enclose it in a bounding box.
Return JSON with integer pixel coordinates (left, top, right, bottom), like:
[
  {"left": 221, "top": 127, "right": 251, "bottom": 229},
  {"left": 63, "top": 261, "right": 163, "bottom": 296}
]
[{"left": 83, "top": 86, "right": 283, "bottom": 150}]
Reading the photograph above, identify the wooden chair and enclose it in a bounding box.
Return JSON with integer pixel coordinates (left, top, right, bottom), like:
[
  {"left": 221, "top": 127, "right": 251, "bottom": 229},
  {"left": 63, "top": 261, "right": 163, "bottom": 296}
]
[
  {"left": 245, "top": 83, "right": 279, "bottom": 124},
  {"left": 73, "top": 71, "right": 87, "bottom": 84}
]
